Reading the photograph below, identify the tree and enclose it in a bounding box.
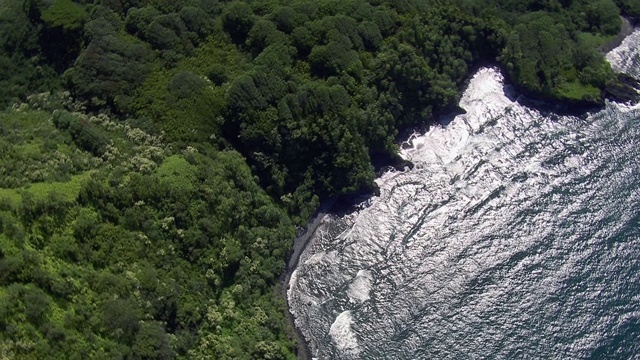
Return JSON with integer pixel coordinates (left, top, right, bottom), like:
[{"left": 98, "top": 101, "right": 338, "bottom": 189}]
[
  {"left": 180, "top": 6, "right": 215, "bottom": 40},
  {"left": 167, "top": 71, "right": 207, "bottom": 100},
  {"left": 246, "top": 19, "right": 286, "bottom": 55},
  {"left": 125, "top": 6, "right": 161, "bottom": 37},
  {"left": 40, "top": 0, "right": 86, "bottom": 31},
  {"left": 291, "top": 26, "right": 315, "bottom": 57},
  {"left": 584, "top": 0, "right": 621, "bottom": 35},
  {"left": 271, "top": 6, "right": 306, "bottom": 34},
  {"left": 67, "top": 30, "right": 155, "bottom": 108},
  {"left": 102, "top": 298, "right": 141, "bottom": 342},
  {"left": 222, "top": 1, "right": 255, "bottom": 45},
  {"left": 132, "top": 321, "right": 175, "bottom": 360},
  {"left": 226, "top": 75, "right": 267, "bottom": 111},
  {"left": 358, "top": 21, "right": 383, "bottom": 50},
  {"left": 308, "top": 41, "right": 359, "bottom": 77}
]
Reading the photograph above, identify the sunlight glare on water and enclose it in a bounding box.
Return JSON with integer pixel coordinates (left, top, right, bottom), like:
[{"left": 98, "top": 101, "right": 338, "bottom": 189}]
[{"left": 288, "top": 29, "right": 640, "bottom": 360}]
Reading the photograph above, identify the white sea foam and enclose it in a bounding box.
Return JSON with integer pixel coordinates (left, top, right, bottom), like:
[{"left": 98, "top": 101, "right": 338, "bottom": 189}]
[
  {"left": 607, "top": 28, "right": 640, "bottom": 76},
  {"left": 305, "top": 251, "right": 327, "bottom": 265},
  {"left": 329, "top": 311, "right": 360, "bottom": 356},
  {"left": 289, "top": 28, "right": 640, "bottom": 359},
  {"left": 347, "top": 270, "right": 373, "bottom": 303},
  {"left": 401, "top": 69, "right": 517, "bottom": 165}
]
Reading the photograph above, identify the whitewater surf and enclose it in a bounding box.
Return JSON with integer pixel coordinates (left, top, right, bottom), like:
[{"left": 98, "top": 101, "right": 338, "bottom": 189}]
[{"left": 288, "top": 28, "right": 640, "bottom": 359}]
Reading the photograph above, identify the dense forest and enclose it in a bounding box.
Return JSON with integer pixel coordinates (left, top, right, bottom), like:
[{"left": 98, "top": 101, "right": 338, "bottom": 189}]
[{"left": 1, "top": 0, "right": 639, "bottom": 358}]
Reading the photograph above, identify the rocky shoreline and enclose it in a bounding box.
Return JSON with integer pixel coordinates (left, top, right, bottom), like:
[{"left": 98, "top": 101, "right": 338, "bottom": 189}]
[
  {"left": 280, "top": 199, "right": 336, "bottom": 360},
  {"left": 280, "top": 23, "right": 640, "bottom": 360}
]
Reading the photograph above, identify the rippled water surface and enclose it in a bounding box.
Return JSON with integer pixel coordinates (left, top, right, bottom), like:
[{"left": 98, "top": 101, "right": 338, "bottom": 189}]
[{"left": 288, "top": 29, "right": 640, "bottom": 359}]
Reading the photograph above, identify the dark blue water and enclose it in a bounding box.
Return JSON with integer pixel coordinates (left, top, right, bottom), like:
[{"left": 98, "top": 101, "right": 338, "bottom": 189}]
[{"left": 288, "top": 30, "right": 640, "bottom": 359}]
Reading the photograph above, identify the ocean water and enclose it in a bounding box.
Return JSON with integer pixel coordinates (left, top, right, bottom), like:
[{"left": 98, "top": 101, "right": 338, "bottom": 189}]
[{"left": 288, "top": 29, "right": 640, "bottom": 359}]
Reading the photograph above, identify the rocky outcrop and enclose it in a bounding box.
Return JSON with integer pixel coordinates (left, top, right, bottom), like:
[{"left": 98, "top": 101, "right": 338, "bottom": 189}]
[{"left": 605, "top": 73, "right": 640, "bottom": 104}]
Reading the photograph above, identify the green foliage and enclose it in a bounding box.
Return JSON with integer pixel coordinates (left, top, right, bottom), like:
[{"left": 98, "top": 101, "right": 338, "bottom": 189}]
[
  {"left": 40, "top": 0, "right": 87, "bottom": 31},
  {"left": 125, "top": 6, "right": 162, "bottom": 36},
  {"left": 0, "top": 109, "right": 98, "bottom": 188},
  {"left": 132, "top": 67, "right": 226, "bottom": 141},
  {"left": 291, "top": 25, "right": 315, "bottom": 57},
  {"left": 309, "top": 41, "right": 360, "bottom": 77},
  {"left": 53, "top": 110, "right": 110, "bottom": 156},
  {"left": 180, "top": 6, "right": 215, "bottom": 39},
  {"left": 0, "top": 108, "right": 297, "bottom": 359},
  {"left": 616, "top": 0, "right": 640, "bottom": 17},
  {"left": 0, "top": 0, "right": 62, "bottom": 107},
  {"left": 270, "top": 6, "right": 307, "bottom": 34},
  {"left": 222, "top": 1, "right": 255, "bottom": 44},
  {"left": 132, "top": 321, "right": 175, "bottom": 359},
  {"left": 246, "top": 19, "right": 287, "bottom": 56},
  {"left": 206, "top": 63, "right": 228, "bottom": 85},
  {"left": 498, "top": 9, "right": 616, "bottom": 101},
  {"left": 167, "top": 71, "right": 207, "bottom": 99},
  {"left": 0, "top": 0, "right": 636, "bottom": 358},
  {"left": 358, "top": 21, "right": 383, "bottom": 50},
  {"left": 67, "top": 29, "right": 155, "bottom": 109},
  {"left": 154, "top": 154, "right": 198, "bottom": 191},
  {"left": 227, "top": 75, "right": 267, "bottom": 111}
]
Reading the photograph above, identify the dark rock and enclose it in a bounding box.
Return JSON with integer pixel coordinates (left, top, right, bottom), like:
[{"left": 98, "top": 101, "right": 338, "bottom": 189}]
[
  {"left": 391, "top": 157, "right": 414, "bottom": 171},
  {"left": 605, "top": 73, "right": 640, "bottom": 104},
  {"left": 624, "top": 14, "right": 640, "bottom": 26},
  {"left": 618, "top": 73, "right": 640, "bottom": 88}
]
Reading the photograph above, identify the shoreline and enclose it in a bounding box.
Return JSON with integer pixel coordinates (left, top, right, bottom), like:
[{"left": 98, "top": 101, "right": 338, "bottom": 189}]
[
  {"left": 280, "top": 193, "right": 385, "bottom": 358},
  {"left": 600, "top": 17, "right": 635, "bottom": 54},
  {"left": 280, "top": 199, "right": 336, "bottom": 360},
  {"left": 279, "top": 24, "right": 640, "bottom": 360}
]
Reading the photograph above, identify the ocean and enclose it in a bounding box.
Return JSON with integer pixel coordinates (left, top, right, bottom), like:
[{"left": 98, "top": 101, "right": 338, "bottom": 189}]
[{"left": 287, "top": 29, "right": 640, "bottom": 359}]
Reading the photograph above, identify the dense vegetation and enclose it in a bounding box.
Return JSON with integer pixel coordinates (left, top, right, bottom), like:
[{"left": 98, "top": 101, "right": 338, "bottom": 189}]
[
  {"left": 1, "top": 107, "right": 297, "bottom": 358},
  {"left": 1, "top": 0, "right": 639, "bottom": 358}
]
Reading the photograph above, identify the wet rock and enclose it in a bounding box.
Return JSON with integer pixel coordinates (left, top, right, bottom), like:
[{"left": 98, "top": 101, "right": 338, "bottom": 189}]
[{"left": 605, "top": 73, "right": 640, "bottom": 104}]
